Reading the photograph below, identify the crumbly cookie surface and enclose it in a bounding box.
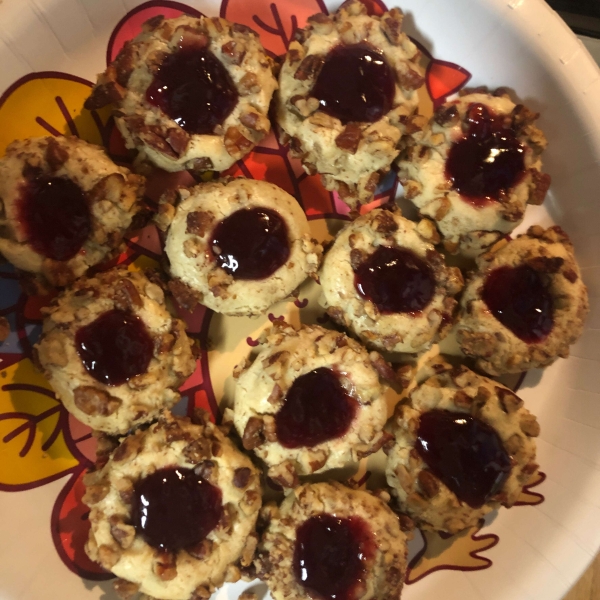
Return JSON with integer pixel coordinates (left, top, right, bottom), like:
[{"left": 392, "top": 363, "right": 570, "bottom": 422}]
[
  {"left": 0, "top": 136, "right": 145, "bottom": 288},
  {"left": 320, "top": 208, "right": 463, "bottom": 354},
  {"left": 84, "top": 412, "right": 262, "bottom": 600},
  {"left": 276, "top": 0, "right": 425, "bottom": 209},
  {"left": 256, "top": 482, "right": 407, "bottom": 600},
  {"left": 385, "top": 361, "right": 540, "bottom": 533},
  {"left": 158, "top": 178, "right": 322, "bottom": 317},
  {"left": 232, "top": 323, "right": 389, "bottom": 486},
  {"left": 85, "top": 15, "right": 277, "bottom": 173},
  {"left": 397, "top": 90, "right": 551, "bottom": 251},
  {"left": 456, "top": 225, "right": 589, "bottom": 375},
  {"left": 35, "top": 268, "right": 196, "bottom": 435}
]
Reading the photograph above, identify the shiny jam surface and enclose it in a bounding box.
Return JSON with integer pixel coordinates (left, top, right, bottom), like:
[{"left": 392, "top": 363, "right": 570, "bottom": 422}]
[
  {"left": 211, "top": 207, "right": 290, "bottom": 280},
  {"left": 293, "top": 513, "right": 375, "bottom": 600},
  {"left": 19, "top": 175, "right": 91, "bottom": 261},
  {"left": 354, "top": 246, "right": 436, "bottom": 314},
  {"left": 482, "top": 264, "right": 554, "bottom": 343},
  {"left": 275, "top": 368, "right": 358, "bottom": 449},
  {"left": 311, "top": 43, "right": 395, "bottom": 124},
  {"left": 132, "top": 467, "right": 223, "bottom": 551},
  {"left": 445, "top": 103, "right": 526, "bottom": 205},
  {"left": 416, "top": 409, "right": 512, "bottom": 509},
  {"left": 75, "top": 309, "right": 154, "bottom": 387},
  {"left": 146, "top": 47, "right": 239, "bottom": 135}
]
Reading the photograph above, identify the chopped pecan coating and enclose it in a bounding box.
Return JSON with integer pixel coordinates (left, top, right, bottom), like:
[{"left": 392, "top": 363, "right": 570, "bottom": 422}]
[{"left": 73, "top": 386, "right": 121, "bottom": 416}]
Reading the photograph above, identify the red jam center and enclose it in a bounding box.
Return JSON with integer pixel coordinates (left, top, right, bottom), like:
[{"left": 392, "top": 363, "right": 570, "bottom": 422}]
[
  {"left": 146, "top": 47, "right": 239, "bottom": 135},
  {"left": 75, "top": 309, "right": 154, "bottom": 387},
  {"left": 293, "top": 514, "right": 375, "bottom": 600},
  {"left": 482, "top": 264, "right": 554, "bottom": 343},
  {"left": 18, "top": 175, "right": 91, "bottom": 261},
  {"left": 311, "top": 43, "right": 395, "bottom": 124},
  {"left": 416, "top": 409, "right": 512, "bottom": 509},
  {"left": 445, "top": 103, "right": 526, "bottom": 205},
  {"left": 275, "top": 368, "right": 358, "bottom": 449},
  {"left": 211, "top": 207, "right": 290, "bottom": 280},
  {"left": 354, "top": 246, "right": 436, "bottom": 314},
  {"left": 132, "top": 467, "right": 223, "bottom": 551}
]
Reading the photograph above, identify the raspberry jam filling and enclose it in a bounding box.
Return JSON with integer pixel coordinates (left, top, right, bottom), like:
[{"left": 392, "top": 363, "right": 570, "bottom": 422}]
[
  {"left": 311, "top": 42, "right": 395, "bottom": 124},
  {"left": 210, "top": 207, "right": 290, "bottom": 280},
  {"left": 19, "top": 175, "right": 91, "bottom": 261},
  {"left": 132, "top": 467, "right": 223, "bottom": 551},
  {"left": 445, "top": 103, "right": 526, "bottom": 206},
  {"left": 275, "top": 367, "right": 358, "bottom": 449},
  {"left": 293, "top": 513, "right": 375, "bottom": 600},
  {"left": 354, "top": 246, "right": 436, "bottom": 314},
  {"left": 75, "top": 309, "right": 154, "bottom": 386},
  {"left": 146, "top": 46, "right": 239, "bottom": 135},
  {"left": 482, "top": 264, "right": 554, "bottom": 343},
  {"left": 416, "top": 409, "right": 512, "bottom": 509}
]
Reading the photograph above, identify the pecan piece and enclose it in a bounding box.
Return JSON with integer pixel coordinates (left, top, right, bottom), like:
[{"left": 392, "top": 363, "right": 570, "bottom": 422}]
[
  {"left": 434, "top": 104, "right": 460, "bottom": 126},
  {"left": 266, "top": 383, "right": 283, "bottom": 405},
  {"left": 112, "top": 433, "right": 143, "bottom": 462},
  {"left": 168, "top": 278, "right": 201, "bottom": 312},
  {"left": 417, "top": 470, "right": 440, "bottom": 498},
  {"left": 350, "top": 248, "right": 367, "bottom": 270},
  {"left": 242, "top": 416, "right": 265, "bottom": 450},
  {"left": 294, "top": 54, "right": 325, "bottom": 80},
  {"left": 183, "top": 438, "right": 212, "bottom": 463},
  {"left": 221, "top": 40, "right": 246, "bottom": 65},
  {"left": 396, "top": 61, "right": 425, "bottom": 90},
  {"left": 224, "top": 126, "right": 253, "bottom": 158},
  {"left": 380, "top": 8, "right": 404, "bottom": 45},
  {"left": 109, "top": 515, "right": 135, "bottom": 549},
  {"left": 113, "top": 277, "right": 143, "bottom": 310},
  {"left": 233, "top": 467, "right": 252, "bottom": 488},
  {"left": 520, "top": 413, "right": 540, "bottom": 437},
  {"left": 238, "top": 72, "right": 260, "bottom": 95},
  {"left": 335, "top": 122, "right": 362, "bottom": 154},
  {"left": 186, "top": 210, "right": 214, "bottom": 237},
  {"left": 73, "top": 386, "right": 121, "bottom": 416},
  {"left": 154, "top": 550, "right": 177, "bottom": 580},
  {"left": 187, "top": 538, "right": 213, "bottom": 559},
  {"left": 194, "top": 459, "right": 217, "bottom": 482},
  {"left": 45, "top": 137, "right": 69, "bottom": 171},
  {"left": 496, "top": 387, "right": 524, "bottom": 413},
  {"left": 527, "top": 255, "right": 564, "bottom": 273},
  {"left": 374, "top": 210, "right": 398, "bottom": 233},
  {"left": 529, "top": 170, "right": 551, "bottom": 205}
]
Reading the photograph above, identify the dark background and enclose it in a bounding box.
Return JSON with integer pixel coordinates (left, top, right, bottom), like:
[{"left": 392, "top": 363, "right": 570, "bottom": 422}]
[{"left": 546, "top": 0, "right": 600, "bottom": 37}]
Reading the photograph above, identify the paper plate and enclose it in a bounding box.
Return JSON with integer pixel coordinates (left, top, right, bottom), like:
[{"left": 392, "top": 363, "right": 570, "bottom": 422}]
[{"left": 0, "top": 1, "right": 599, "bottom": 599}]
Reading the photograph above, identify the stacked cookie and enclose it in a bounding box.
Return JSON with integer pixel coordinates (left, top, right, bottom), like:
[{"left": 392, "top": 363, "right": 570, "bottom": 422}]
[{"left": 0, "top": 2, "right": 591, "bottom": 600}]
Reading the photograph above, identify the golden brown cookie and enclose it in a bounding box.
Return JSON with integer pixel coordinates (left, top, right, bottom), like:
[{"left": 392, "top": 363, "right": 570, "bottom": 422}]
[
  {"left": 320, "top": 208, "right": 463, "bottom": 353},
  {"left": 85, "top": 15, "right": 277, "bottom": 174},
  {"left": 256, "top": 482, "right": 407, "bottom": 600},
  {"left": 35, "top": 268, "right": 196, "bottom": 435},
  {"left": 397, "top": 89, "right": 550, "bottom": 251},
  {"left": 0, "top": 136, "right": 145, "bottom": 289},
  {"left": 276, "top": 0, "right": 425, "bottom": 209},
  {"left": 84, "top": 411, "right": 262, "bottom": 600},
  {"left": 457, "top": 225, "right": 589, "bottom": 375},
  {"left": 158, "top": 178, "right": 322, "bottom": 317},
  {"left": 232, "top": 323, "right": 389, "bottom": 487},
  {"left": 386, "top": 360, "right": 540, "bottom": 533}
]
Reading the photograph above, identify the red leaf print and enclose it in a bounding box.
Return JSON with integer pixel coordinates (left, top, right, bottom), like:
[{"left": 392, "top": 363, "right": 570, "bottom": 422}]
[
  {"left": 51, "top": 466, "right": 113, "bottom": 580},
  {"left": 107, "top": 1, "right": 204, "bottom": 64},
  {"left": 426, "top": 59, "right": 471, "bottom": 107},
  {"left": 221, "top": 0, "right": 328, "bottom": 56}
]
